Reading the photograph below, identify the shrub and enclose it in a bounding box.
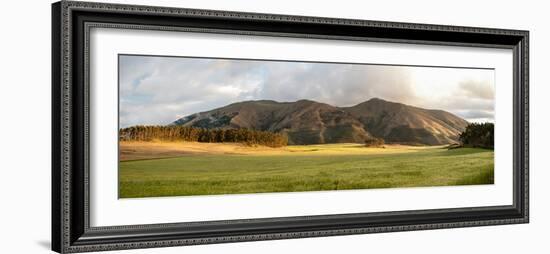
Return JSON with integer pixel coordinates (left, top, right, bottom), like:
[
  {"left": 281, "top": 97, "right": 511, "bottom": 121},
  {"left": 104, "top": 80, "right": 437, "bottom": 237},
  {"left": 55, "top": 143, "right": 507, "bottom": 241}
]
[
  {"left": 459, "top": 122, "right": 494, "bottom": 149},
  {"left": 364, "top": 137, "right": 385, "bottom": 147}
]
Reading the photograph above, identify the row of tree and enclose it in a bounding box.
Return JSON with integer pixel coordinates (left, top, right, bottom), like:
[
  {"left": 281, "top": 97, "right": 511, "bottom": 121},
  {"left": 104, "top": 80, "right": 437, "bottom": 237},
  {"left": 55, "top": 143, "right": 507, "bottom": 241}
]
[
  {"left": 119, "top": 125, "right": 288, "bottom": 147},
  {"left": 459, "top": 122, "right": 494, "bottom": 149}
]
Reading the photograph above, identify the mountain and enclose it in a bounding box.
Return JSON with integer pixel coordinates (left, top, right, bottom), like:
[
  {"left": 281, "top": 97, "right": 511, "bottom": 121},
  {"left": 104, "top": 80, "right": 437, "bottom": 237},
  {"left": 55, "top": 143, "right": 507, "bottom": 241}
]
[
  {"left": 343, "top": 98, "right": 468, "bottom": 145},
  {"left": 172, "top": 100, "right": 373, "bottom": 145},
  {"left": 171, "top": 98, "right": 469, "bottom": 145}
]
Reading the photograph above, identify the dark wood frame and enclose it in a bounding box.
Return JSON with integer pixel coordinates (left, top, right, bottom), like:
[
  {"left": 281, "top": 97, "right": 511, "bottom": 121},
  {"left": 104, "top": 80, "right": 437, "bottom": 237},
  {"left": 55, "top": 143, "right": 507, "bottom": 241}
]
[{"left": 52, "top": 1, "right": 529, "bottom": 253}]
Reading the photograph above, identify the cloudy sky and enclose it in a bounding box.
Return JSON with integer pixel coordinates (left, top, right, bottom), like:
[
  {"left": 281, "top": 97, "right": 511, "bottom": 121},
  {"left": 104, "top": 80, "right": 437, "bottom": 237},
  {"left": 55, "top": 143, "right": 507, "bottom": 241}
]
[{"left": 119, "top": 55, "right": 495, "bottom": 128}]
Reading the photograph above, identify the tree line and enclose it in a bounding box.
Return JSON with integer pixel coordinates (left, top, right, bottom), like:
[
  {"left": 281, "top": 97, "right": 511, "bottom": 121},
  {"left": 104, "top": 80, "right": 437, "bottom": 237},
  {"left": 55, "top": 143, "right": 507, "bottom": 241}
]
[
  {"left": 119, "top": 125, "right": 288, "bottom": 147},
  {"left": 459, "top": 122, "right": 494, "bottom": 149}
]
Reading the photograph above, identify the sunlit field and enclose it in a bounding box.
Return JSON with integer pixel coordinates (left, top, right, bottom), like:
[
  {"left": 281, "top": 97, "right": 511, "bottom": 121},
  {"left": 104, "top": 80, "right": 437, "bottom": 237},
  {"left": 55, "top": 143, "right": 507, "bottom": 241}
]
[{"left": 119, "top": 142, "right": 494, "bottom": 198}]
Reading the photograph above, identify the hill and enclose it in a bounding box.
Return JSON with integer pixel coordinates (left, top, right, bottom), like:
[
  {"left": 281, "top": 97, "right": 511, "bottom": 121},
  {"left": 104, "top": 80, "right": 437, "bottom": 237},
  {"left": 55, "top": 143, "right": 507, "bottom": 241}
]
[
  {"left": 171, "top": 98, "right": 468, "bottom": 145},
  {"left": 344, "top": 98, "right": 469, "bottom": 145}
]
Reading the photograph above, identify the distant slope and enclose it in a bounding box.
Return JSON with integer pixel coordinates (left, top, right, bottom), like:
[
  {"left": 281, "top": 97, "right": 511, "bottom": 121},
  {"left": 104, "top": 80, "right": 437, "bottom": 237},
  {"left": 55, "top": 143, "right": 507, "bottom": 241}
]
[
  {"left": 171, "top": 98, "right": 469, "bottom": 145},
  {"left": 343, "top": 98, "right": 469, "bottom": 145},
  {"left": 172, "top": 100, "right": 372, "bottom": 145}
]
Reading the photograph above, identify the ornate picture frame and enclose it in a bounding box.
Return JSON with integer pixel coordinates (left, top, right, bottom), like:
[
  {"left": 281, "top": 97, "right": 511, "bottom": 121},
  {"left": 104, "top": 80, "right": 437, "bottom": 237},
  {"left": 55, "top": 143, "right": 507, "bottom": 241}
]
[{"left": 52, "top": 1, "right": 529, "bottom": 253}]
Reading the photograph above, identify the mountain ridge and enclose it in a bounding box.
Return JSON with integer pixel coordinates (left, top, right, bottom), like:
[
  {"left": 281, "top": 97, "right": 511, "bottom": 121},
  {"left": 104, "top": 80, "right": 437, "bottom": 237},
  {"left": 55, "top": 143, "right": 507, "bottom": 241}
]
[{"left": 171, "top": 98, "right": 469, "bottom": 145}]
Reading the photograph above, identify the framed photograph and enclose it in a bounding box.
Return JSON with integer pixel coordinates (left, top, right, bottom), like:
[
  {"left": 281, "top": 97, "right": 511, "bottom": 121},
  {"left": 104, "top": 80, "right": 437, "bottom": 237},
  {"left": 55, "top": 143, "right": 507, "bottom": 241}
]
[{"left": 52, "top": 1, "right": 529, "bottom": 253}]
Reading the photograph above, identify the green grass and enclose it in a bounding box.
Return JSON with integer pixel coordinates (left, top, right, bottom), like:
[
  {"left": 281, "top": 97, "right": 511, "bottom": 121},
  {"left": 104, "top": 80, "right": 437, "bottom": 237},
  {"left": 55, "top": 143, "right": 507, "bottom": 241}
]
[{"left": 119, "top": 146, "right": 494, "bottom": 198}]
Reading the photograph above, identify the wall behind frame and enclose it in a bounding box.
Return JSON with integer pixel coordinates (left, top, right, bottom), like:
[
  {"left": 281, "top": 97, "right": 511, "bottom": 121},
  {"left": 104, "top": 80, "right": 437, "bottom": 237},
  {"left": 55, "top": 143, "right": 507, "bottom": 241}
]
[{"left": 0, "top": 0, "right": 547, "bottom": 253}]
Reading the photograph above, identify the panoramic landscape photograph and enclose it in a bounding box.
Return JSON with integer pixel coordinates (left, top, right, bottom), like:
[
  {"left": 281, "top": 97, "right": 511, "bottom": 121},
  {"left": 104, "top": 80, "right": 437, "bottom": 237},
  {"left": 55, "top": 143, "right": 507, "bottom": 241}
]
[{"left": 118, "top": 55, "right": 495, "bottom": 198}]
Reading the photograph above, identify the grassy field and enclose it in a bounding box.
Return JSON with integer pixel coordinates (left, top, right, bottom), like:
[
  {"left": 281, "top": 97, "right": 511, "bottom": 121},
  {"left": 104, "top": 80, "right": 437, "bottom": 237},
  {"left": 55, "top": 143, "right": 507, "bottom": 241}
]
[{"left": 119, "top": 142, "right": 494, "bottom": 198}]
